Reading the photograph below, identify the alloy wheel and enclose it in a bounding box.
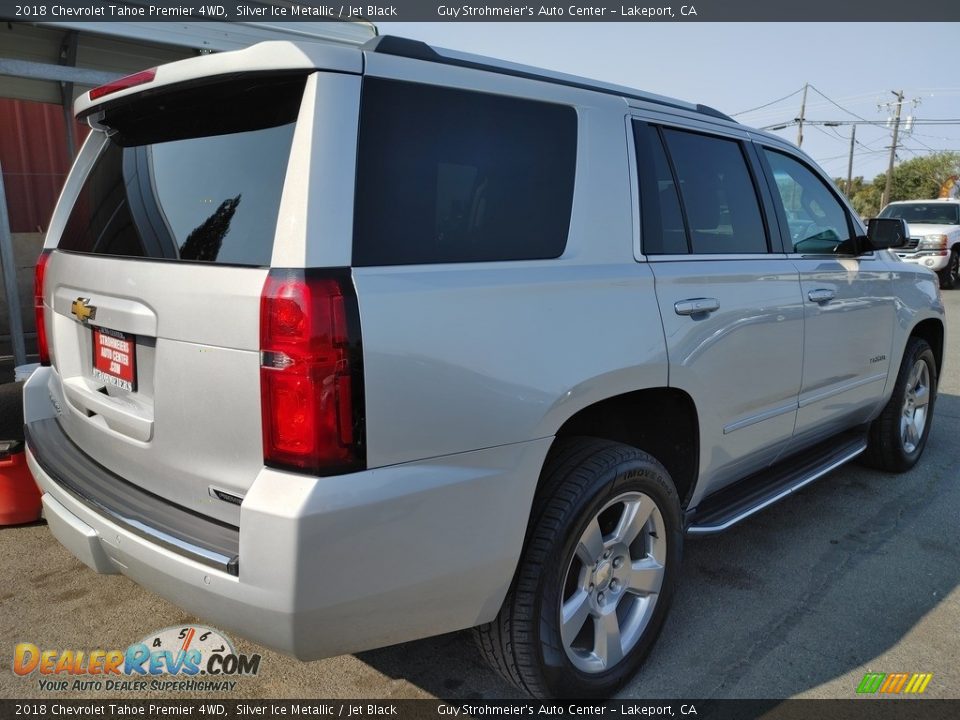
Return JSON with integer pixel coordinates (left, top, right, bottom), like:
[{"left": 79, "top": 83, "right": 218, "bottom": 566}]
[
  {"left": 900, "top": 359, "right": 931, "bottom": 454},
  {"left": 560, "top": 492, "right": 667, "bottom": 673}
]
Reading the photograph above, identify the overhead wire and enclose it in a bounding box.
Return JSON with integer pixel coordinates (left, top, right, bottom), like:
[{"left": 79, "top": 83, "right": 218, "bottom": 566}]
[{"left": 730, "top": 87, "right": 805, "bottom": 117}]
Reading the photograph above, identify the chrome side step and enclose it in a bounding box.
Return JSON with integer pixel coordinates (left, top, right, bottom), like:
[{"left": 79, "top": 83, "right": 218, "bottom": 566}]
[{"left": 685, "top": 431, "right": 868, "bottom": 536}]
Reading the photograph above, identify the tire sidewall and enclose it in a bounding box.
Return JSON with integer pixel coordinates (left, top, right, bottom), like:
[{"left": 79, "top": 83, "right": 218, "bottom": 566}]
[
  {"left": 940, "top": 249, "right": 959, "bottom": 289},
  {"left": 534, "top": 454, "right": 683, "bottom": 698}
]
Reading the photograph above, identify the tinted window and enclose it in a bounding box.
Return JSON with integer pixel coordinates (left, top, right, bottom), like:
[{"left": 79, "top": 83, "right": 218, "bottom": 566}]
[
  {"left": 353, "top": 79, "right": 577, "bottom": 266},
  {"left": 879, "top": 203, "right": 959, "bottom": 225},
  {"left": 662, "top": 129, "right": 768, "bottom": 254},
  {"left": 634, "top": 123, "right": 687, "bottom": 254},
  {"left": 59, "top": 75, "right": 304, "bottom": 266},
  {"left": 764, "top": 150, "right": 853, "bottom": 253}
]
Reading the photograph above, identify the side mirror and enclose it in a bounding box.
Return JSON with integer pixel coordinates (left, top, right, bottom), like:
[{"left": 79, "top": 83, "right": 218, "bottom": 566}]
[{"left": 865, "top": 217, "right": 909, "bottom": 250}]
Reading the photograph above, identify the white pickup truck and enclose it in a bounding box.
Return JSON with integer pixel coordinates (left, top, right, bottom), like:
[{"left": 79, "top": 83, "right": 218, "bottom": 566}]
[{"left": 879, "top": 198, "right": 960, "bottom": 289}]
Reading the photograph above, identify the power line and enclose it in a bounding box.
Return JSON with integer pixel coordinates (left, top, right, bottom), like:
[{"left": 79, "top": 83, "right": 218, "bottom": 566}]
[
  {"left": 900, "top": 146, "right": 958, "bottom": 153},
  {"left": 810, "top": 124, "right": 844, "bottom": 142},
  {"left": 738, "top": 98, "right": 869, "bottom": 124},
  {"left": 730, "top": 87, "right": 805, "bottom": 117},
  {"left": 760, "top": 118, "right": 960, "bottom": 129},
  {"left": 816, "top": 148, "right": 890, "bottom": 163},
  {"left": 909, "top": 135, "right": 939, "bottom": 154},
  {"left": 910, "top": 130, "right": 960, "bottom": 141},
  {"left": 808, "top": 84, "right": 868, "bottom": 121}
]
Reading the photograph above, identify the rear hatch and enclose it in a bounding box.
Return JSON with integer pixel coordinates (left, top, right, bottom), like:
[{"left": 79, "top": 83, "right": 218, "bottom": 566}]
[{"left": 40, "top": 72, "right": 309, "bottom": 525}]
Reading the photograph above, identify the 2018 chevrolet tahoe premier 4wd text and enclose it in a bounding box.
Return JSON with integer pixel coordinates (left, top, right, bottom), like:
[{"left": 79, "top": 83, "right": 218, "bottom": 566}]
[{"left": 24, "top": 36, "right": 944, "bottom": 698}]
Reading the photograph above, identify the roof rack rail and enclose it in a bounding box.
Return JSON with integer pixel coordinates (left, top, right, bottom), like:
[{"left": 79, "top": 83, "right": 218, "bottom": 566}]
[{"left": 361, "top": 35, "right": 735, "bottom": 124}]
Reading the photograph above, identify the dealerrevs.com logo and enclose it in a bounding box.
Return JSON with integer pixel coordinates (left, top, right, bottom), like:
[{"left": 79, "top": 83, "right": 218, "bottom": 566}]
[{"left": 13, "top": 625, "right": 261, "bottom": 693}]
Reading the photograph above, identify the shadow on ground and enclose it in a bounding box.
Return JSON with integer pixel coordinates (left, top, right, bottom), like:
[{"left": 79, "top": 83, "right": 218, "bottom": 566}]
[{"left": 358, "top": 393, "right": 960, "bottom": 699}]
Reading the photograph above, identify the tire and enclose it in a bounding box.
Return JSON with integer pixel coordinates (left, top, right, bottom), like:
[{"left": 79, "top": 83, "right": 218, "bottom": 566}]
[
  {"left": 862, "top": 337, "right": 938, "bottom": 472},
  {"left": 938, "top": 248, "right": 959, "bottom": 290},
  {"left": 474, "top": 438, "right": 683, "bottom": 698}
]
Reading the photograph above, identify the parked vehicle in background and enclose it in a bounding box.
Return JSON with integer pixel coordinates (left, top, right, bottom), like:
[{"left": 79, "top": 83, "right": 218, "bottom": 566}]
[
  {"left": 879, "top": 199, "right": 960, "bottom": 289},
  {"left": 23, "top": 36, "right": 945, "bottom": 698}
]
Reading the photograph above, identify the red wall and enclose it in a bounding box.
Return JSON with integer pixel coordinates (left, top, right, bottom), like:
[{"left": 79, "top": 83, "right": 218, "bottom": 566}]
[{"left": 0, "top": 99, "right": 90, "bottom": 233}]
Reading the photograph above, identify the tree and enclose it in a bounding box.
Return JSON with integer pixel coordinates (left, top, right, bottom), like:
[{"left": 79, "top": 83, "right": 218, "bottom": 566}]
[
  {"left": 835, "top": 152, "right": 960, "bottom": 218},
  {"left": 178, "top": 195, "right": 242, "bottom": 262},
  {"left": 835, "top": 175, "right": 882, "bottom": 219},
  {"left": 881, "top": 152, "right": 960, "bottom": 204}
]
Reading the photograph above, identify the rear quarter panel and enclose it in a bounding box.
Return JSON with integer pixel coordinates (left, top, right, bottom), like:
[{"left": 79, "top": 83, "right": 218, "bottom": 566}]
[
  {"left": 351, "top": 64, "right": 668, "bottom": 467},
  {"left": 355, "top": 263, "right": 668, "bottom": 467}
]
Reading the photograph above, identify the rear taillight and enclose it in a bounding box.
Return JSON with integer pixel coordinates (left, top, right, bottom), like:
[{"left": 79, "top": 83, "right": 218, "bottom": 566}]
[
  {"left": 260, "top": 269, "right": 364, "bottom": 475},
  {"left": 88, "top": 69, "right": 157, "bottom": 101},
  {"left": 34, "top": 250, "right": 52, "bottom": 366}
]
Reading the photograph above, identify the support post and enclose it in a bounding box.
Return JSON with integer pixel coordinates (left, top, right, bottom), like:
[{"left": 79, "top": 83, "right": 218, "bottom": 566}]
[
  {"left": 0, "top": 161, "right": 27, "bottom": 367},
  {"left": 846, "top": 124, "right": 856, "bottom": 196}
]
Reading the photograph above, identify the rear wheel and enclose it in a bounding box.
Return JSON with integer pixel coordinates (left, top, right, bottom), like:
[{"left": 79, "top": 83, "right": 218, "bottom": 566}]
[
  {"left": 938, "top": 248, "right": 959, "bottom": 289},
  {"left": 475, "top": 438, "right": 683, "bottom": 698},
  {"left": 863, "top": 337, "right": 938, "bottom": 472}
]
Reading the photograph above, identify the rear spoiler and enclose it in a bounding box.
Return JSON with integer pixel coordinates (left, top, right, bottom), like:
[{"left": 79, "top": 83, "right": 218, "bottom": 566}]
[{"left": 75, "top": 40, "right": 362, "bottom": 121}]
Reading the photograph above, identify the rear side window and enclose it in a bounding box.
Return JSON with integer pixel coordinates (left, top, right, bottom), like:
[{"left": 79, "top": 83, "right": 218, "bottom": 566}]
[
  {"left": 353, "top": 79, "right": 577, "bottom": 266},
  {"left": 634, "top": 123, "right": 687, "bottom": 255},
  {"left": 661, "top": 128, "right": 768, "bottom": 255},
  {"left": 58, "top": 74, "right": 306, "bottom": 266}
]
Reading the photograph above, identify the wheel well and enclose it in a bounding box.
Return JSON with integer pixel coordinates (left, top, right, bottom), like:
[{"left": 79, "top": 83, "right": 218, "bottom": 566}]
[
  {"left": 911, "top": 319, "right": 944, "bottom": 377},
  {"left": 550, "top": 388, "right": 699, "bottom": 508}
]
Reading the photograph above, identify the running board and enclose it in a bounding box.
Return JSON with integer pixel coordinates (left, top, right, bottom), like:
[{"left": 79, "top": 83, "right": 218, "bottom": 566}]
[{"left": 685, "top": 430, "right": 868, "bottom": 536}]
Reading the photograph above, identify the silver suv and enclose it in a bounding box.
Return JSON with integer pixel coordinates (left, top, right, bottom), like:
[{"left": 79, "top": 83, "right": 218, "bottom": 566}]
[{"left": 24, "top": 36, "right": 945, "bottom": 698}]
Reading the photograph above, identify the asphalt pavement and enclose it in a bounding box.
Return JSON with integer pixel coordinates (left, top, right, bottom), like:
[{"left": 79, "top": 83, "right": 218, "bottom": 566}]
[{"left": 2, "top": 291, "right": 958, "bottom": 701}]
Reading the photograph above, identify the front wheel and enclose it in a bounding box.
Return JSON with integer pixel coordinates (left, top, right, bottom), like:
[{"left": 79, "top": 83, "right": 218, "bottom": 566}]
[
  {"left": 938, "top": 248, "right": 959, "bottom": 290},
  {"left": 863, "top": 337, "right": 938, "bottom": 472},
  {"left": 475, "top": 438, "right": 683, "bottom": 698}
]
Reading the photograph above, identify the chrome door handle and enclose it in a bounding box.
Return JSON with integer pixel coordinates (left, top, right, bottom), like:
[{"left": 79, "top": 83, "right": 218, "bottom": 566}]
[
  {"left": 807, "top": 288, "right": 835, "bottom": 304},
  {"left": 674, "top": 298, "right": 720, "bottom": 316}
]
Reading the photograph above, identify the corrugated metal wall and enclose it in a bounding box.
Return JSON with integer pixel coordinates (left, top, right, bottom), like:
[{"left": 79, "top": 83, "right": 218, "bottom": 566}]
[
  {"left": 0, "top": 99, "right": 89, "bottom": 233},
  {"left": 0, "top": 22, "right": 194, "bottom": 233}
]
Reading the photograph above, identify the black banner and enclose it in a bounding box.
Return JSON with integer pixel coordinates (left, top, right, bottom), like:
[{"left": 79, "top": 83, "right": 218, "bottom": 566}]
[
  {"left": 2, "top": 701, "right": 960, "bottom": 720},
  {"left": 0, "top": 0, "right": 959, "bottom": 22}
]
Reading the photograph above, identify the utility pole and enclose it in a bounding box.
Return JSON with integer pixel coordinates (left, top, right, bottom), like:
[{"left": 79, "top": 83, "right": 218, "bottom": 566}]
[
  {"left": 846, "top": 124, "right": 857, "bottom": 196},
  {"left": 796, "top": 83, "right": 808, "bottom": 148},
  {"left": 882, "top": 90, "right": 904, "bottom": 207}
]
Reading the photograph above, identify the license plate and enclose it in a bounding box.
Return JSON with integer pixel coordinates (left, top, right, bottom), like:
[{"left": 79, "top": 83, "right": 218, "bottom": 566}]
[{"left": 92, "top": 327, "right": 137, "bottom": 391}]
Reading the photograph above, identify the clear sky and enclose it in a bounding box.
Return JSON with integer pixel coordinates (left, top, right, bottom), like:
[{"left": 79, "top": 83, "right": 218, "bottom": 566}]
[{"left": 376, "top": 22, "right": 960, "bottom": 186}]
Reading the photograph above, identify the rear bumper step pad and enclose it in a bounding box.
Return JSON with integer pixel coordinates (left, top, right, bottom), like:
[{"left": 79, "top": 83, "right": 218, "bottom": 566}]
[{"left": 25, "top": 418, "right": 239, "bottom": 574}]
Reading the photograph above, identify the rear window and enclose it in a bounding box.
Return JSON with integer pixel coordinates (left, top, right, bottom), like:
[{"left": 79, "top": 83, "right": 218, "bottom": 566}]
[
  {"left": 353, "top": 79, "right": 577, "bottom": 266},
  {"left": 58, "top": 74, "right": 307, "bottom": 266}
]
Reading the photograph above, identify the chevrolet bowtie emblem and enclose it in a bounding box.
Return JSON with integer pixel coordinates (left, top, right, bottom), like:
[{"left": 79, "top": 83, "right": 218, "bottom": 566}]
[{"left": 71, "top": 297, "right": 97, "bottom": 323}]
